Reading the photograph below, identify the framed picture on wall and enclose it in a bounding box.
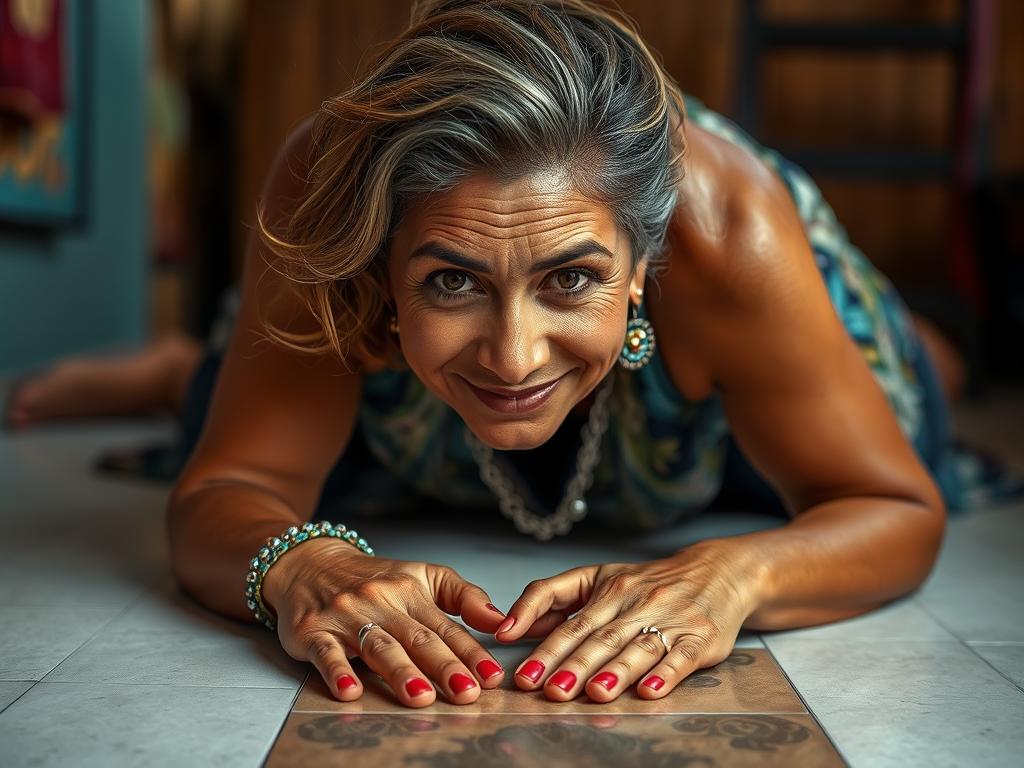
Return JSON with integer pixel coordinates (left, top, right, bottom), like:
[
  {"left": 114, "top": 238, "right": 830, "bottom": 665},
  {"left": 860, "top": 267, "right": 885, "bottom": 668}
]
[{"left": 0, "top": 0, "right": 87, "bottom": 226}]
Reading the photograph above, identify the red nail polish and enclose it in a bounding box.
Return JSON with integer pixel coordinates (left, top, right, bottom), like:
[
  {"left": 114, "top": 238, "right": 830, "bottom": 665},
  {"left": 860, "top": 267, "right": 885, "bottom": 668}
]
[
  {"left": 405, "top": 677, "right": 433, "bottom": 697},
  {"left": 449, "top": 673, "right": 477, "bottom": 693},
  {"left": 485, "top": 603, "right": 505, "bottom": 615},
  {"left": 591, "top": 671, "right": 618, "bottom": 690},
  {"left": 517, "top": 659, "right": 545, "bottom": 683},
  {"left": 476, "top": 659, "right": 503, "bottom": 679},
  {"left": 497, "top": 617, "right": 516, "bottom": 634},
  {"left": 549, "top": 670, "right": 577, "bottom": 691},
  {"left": 642, "top": 675, "right": 665, "bottom": 691},
  {"left": 336, "top": 674, "right": 356, "bottom": 690}
]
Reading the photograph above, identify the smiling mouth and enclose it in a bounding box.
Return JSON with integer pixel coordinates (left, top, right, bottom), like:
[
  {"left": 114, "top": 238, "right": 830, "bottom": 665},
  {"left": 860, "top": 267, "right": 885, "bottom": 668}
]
[
  {"left": 462, "top": 374, "right": 567, "bottom": 414},
  {"left": 470, "top": 378, "right": 561, "bottom": 398}
]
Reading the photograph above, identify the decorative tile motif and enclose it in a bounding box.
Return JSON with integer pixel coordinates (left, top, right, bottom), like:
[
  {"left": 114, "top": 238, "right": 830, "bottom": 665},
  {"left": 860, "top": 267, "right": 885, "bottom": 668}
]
[
  {"left": 269, "top": 649, "right": 844, "bottom": 766},
  {"left": 268, "top": 712, "right": 842, "bottom": 767}
]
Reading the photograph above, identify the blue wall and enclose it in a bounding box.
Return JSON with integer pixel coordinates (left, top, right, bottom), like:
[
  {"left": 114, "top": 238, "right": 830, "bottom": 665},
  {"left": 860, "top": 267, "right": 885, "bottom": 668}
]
[{"left": 0, "top": 0, "right": 149, "bottom": 374}]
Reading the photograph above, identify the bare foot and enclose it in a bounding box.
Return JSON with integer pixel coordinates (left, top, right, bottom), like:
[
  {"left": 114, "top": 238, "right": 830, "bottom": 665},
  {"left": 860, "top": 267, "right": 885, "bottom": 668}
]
[{"left": 4, "top": 334, "right": 204, "bottom": 431}]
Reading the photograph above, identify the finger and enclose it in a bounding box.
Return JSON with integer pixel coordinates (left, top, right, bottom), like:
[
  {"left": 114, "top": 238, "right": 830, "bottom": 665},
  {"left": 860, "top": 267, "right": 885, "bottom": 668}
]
[
  {"left": 355, "top": 621, "right": 437, "bottom": 708},
  {"left": 517, "top": 610, "right": 570, "bottom": 639},
  {"left": 404, "top": 606, "right": 506, "bottom": 697},
  {"left": 533, "top": 618, "right": 657, "bottom": 701},
  {"left": 636, "top": 636, "right": 711, "bottom": 699},
  {"left": 582, "top": 625, "right": 670, "bottom": 703},
  {"left": 389, "top": 612, "right": 485, "bottom": 703},
  {"left": 301, "top": 630, "right": 365, "bottom": 702},
  {"left": 511, "top": 603, "right": 620, "bottom": 694},
  {"left": 498, "top": 567, "right": 597, "bottom": 642},
  {"left": 430, "top": 565, "right": 508, "bottom": 634}
]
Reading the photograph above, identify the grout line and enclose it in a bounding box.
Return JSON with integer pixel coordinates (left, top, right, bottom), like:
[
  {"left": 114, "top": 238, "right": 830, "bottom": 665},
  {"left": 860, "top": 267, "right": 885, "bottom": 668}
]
[
  {"left": 260, "top": 670, "right": 311, "bottom": 768},
  {"left": 35, "top": 586, "right": 164, "bottom": 685},
  {"left": 0, "top": 682, "right": 37, "bottom": 716},
  {"left": 962, "top": 645, "right": 1024, "bottom": 697},
  {"left": 966, "top": 641, "right": 1024, "bottom": 646},
  {"left": 912, "top": 598, "right": 977, "bottom": 651},
  {"left": 761, "top": 639, "right": 852, "bottom": 768}
]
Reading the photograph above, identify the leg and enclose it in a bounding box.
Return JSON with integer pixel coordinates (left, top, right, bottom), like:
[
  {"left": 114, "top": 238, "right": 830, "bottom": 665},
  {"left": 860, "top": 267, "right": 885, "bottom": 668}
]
[
  {"left": 910, "top": 313, "right": 967, "bottom": 405},
  {"left": 4, "top": 332, "right": 204, "bottom": 430}
]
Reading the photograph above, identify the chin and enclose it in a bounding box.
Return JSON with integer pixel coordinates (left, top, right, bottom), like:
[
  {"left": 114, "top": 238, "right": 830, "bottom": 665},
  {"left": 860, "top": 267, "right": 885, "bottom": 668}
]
[{"left": 463, "top": 415, "right": 560, "bottom": 451}]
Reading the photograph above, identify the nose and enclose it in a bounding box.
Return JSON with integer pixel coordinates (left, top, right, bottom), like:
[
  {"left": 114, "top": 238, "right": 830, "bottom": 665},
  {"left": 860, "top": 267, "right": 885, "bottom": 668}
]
[{"left": 475, "top": 300, "right": 550, "bottom": 385}]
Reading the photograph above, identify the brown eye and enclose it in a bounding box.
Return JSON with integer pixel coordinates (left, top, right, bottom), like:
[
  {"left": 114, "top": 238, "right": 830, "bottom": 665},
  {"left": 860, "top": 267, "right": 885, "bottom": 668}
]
[
  {"left": 441, "top": 272, "right": 468, "bottom": 291},
  {"left": 555, "top": 270, "right": 586, "bottom": 291}
]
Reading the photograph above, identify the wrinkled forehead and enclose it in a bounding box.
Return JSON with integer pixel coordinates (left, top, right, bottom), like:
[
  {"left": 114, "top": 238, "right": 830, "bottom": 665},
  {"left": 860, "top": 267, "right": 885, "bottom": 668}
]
[{"left": 388, "top": 169, "right": 626, "bottom": 266}]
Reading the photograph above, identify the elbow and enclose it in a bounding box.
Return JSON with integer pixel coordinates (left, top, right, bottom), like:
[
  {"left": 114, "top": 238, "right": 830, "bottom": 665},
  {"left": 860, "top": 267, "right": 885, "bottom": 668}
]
[{"left": 906, "top": 478, "right": 948, "bottom": 592}]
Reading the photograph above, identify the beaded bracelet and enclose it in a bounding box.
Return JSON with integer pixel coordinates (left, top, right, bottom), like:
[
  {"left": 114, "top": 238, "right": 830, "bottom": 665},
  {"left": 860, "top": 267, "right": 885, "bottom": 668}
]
[{"left": 245, "top": 520, "right": 375, "bottom": 631}]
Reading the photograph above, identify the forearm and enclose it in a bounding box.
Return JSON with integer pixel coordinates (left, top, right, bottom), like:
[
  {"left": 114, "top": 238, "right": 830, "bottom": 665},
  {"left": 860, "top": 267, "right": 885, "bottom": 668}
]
[
  {"left": 701, "top": 496, "right": 946, "bottom": 631},
  {"left": 166, "top": 480, "right": 306, "bottom": 622}
]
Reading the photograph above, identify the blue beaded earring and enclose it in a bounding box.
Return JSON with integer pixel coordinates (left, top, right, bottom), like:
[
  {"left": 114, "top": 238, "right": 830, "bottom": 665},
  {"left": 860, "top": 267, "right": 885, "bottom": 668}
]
[{"left": 618, "top": 298, "right": 656, "bottom": 370}]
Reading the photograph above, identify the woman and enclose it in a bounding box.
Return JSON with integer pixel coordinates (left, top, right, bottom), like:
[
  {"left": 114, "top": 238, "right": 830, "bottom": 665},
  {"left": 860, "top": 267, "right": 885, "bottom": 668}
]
[{"left": 12, "top": 0, "right": 1014, "bottom": 709}]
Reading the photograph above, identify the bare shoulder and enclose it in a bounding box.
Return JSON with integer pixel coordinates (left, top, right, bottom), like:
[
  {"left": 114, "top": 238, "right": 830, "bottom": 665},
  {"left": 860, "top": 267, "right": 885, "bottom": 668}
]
[{"left": 648, "top": 120, "right": 811, "bottom": 397}]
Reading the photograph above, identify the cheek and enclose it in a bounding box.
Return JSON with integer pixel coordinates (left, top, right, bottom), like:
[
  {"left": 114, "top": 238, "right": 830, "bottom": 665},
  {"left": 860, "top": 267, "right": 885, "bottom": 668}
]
[{"left": 397, "top": 306, "right": 475, "bottom": 371}]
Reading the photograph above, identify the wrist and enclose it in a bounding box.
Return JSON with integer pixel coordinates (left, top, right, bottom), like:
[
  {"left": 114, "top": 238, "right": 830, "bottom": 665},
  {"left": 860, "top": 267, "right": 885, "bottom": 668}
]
[
  {"left": 261, "top": 536, "right": 368, "bottom": 616},
  {"left": 245, "top": 520, "right": 375, "bottom": 630},
  {"left": 688, "top": 536, "right": 772, "bottom": 621}
]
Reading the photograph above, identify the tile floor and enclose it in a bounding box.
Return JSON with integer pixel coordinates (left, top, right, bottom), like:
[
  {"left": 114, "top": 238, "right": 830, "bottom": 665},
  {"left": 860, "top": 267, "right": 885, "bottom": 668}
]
[{"left": 0, "top": 385, "right": 1022, "bottom": 766}]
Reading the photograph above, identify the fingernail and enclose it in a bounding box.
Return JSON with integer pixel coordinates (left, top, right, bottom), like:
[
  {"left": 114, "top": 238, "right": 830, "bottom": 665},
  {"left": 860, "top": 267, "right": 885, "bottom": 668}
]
[
  {"left": 549, "top": 670, "right": 577, "bottom": 692},
  {"left": 485, "top": 603, "right": 505, "bottom": 615},
  {"left": 449, "top": 673, "right": 477, "bottom": 693},
  {"left": 517, "top": 659, "right": 545, "bottom": 683},
  {"left": 336, "top": 674, "right": 357, "bottom": 690},
  {"left": 642, "top": 675, "right": 665, "bottom": 691},
  {"left": 497, "top": 616, "right": 516, "bottom": 634},
  {"left": 405, "top": 677, "right": 433, "bottom": 698},
  {"left": 591, "top": 671, "right": 618, "bottom": 690},
  {"left": 476, "top": 659, "right": 503, "bottom": 679}
]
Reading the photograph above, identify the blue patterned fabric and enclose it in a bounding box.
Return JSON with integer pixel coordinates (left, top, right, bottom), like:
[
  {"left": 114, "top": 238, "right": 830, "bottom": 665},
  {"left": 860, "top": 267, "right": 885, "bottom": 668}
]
[{"left": 190, "top": 94, "right": 1021, "bottom": 529}]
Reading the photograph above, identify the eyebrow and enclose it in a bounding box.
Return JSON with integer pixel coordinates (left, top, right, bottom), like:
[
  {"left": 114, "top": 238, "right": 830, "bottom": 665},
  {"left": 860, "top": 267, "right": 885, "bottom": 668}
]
[{"left": 408, "top": 238, "right": 615, "bottom": 274}]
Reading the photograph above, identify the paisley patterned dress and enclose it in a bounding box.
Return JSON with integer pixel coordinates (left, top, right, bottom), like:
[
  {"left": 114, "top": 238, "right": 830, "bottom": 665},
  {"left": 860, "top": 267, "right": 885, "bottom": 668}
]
[{"left": 183, "top": 94, "right": 1022, "bottom": 530}]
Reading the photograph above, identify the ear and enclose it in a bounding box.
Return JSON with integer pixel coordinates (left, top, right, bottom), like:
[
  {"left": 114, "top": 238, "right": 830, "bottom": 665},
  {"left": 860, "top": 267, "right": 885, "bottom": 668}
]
[{"left": 629, "top": 256, "right": 649, "bottom": 306}]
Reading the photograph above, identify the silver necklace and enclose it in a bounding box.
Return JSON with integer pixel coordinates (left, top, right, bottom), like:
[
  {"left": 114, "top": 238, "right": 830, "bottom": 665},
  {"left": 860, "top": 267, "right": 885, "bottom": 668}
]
[{"left": 464, "top": 373, "right": 615, "bottom": 541}]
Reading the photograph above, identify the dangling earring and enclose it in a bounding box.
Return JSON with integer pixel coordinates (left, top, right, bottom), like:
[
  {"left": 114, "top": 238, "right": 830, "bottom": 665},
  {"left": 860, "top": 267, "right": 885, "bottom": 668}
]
[
  {"left": 618, "top": 297, "right": 655, "bottom": 370},
  {"left": 388, "top": 313, "right": 400, "bottom": 334}
]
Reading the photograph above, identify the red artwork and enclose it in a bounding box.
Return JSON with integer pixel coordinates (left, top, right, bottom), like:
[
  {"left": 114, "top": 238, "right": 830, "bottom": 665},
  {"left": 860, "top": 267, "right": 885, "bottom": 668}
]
[{"left": 0, "top": 0, "right": 64, "bottom": 120}]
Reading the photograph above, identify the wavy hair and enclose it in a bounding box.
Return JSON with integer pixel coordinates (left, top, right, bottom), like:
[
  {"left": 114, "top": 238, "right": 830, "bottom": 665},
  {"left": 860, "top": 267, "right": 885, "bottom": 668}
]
[{"left": 257, "top": 0, "right": 687, "bottom": 371}]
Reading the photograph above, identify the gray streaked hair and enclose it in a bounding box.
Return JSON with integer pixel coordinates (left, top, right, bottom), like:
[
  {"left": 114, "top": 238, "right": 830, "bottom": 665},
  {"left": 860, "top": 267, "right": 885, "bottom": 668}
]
[{"left": 258, "top": 0, "right": 687, "bottom": 370}]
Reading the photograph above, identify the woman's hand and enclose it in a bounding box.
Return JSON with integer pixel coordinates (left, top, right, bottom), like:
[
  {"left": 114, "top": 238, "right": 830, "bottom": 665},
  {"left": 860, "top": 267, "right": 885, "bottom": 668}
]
[
  {"left": 495, "top": 541, "right": 758, "bottom": 702},
  {"left": 261, "top": 537, "right": 510, "bottom": 708}
]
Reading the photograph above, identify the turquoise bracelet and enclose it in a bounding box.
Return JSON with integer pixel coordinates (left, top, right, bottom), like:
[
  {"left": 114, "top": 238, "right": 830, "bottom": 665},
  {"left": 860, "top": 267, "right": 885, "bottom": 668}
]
[{"left": 244, "top": 520, "right": 375, "bottom": 631}]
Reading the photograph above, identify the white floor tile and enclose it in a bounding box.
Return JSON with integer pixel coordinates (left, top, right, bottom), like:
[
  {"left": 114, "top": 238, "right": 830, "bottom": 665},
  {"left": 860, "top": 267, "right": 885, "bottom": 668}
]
[
  {"left": 968, "top": 642, "right": 1024, "bottom": 689},
  {"left": 0, "top": 605, "right": 123, "bottom": 680},
  {"left": 759, "top": 597, "right": 957, "bottom": 643},
  {"left": 0, "top": 682, "right": 33, "bottom": 713},
  {"left": 917, "top": 502, "right": 1024, "bottom": 641},
  {"left": 763, "top": 638, "right": 1024, "bottom": 768},
  {"left": 0, "top": 682, "right": 296, "bottom": 768},
  {"left": 44, "top": 582, "right": 307, "bottom": 689}
]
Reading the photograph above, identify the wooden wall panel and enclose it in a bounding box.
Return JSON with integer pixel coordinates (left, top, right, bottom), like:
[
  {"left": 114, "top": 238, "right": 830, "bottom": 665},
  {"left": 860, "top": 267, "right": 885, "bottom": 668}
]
[{"left": 234, "top": 0, "right": 1023, "bottom": 288}]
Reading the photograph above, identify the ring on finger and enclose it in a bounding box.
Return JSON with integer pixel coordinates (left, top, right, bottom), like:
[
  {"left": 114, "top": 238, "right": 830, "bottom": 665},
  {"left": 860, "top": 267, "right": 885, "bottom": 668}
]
[
  {"left": 639, "top": 625, "right": 672, "bottom": 653},
  {"left": 358, "top": 622, "right": 382, "bottom": 651}
]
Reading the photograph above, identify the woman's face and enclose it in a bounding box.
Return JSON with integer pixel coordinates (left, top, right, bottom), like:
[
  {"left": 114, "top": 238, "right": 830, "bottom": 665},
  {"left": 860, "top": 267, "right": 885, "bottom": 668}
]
[{"left": 387, "top": 169, "right": 646, "bottom": 450}]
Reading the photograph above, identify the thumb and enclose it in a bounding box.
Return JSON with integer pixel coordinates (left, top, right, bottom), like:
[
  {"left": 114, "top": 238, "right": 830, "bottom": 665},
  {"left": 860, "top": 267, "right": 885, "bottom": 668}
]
[
  {"left": 428, "top": 564, "right": 507, "bottom": 633},
  {"left": 497, "top": 565, "right": 597, "bottom": 642}
]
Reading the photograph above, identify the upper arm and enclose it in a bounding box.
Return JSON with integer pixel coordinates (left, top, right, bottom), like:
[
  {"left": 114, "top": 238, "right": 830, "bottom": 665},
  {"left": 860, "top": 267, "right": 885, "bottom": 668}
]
[
  {"left": 172, "top": 115, "right": 363, "bottom": 517},
  {"left": 663, "top": 165, "right": 945, "bottom": 517}
]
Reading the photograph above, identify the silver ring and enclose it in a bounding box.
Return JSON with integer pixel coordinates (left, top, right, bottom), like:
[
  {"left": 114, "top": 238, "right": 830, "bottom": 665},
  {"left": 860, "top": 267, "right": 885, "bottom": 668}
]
[
  {"left": 640, "top": 625, "right": 672, "bottom": 653},
  {"left": 357, "top": 622, "right": 381, "bottom": 651}
]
